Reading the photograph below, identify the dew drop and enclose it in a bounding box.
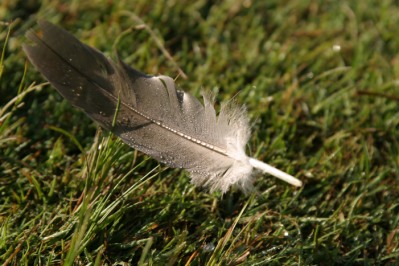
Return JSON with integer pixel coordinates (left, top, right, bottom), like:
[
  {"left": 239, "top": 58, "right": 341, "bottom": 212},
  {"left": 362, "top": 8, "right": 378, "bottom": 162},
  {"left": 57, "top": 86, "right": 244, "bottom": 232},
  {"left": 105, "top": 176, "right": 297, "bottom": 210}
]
[
  {"left": 305, "top": 171, "right": 313, "bottom": 178},
  {"left": 332, "top": 44, "right": 341, "bottom": 52},
  {"left": 122, "top": 117, "right": 129, "bottom": 124},
  {"left": 203, "top": 243, "right": 215, "bottom": 252}
]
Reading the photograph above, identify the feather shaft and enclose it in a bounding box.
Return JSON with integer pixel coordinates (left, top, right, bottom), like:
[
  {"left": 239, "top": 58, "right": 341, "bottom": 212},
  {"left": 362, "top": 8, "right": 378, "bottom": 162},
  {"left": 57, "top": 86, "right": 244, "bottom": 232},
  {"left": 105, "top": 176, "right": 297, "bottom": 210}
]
[{"left": 249, "top": 158, "right": 302, "bottom": 187}]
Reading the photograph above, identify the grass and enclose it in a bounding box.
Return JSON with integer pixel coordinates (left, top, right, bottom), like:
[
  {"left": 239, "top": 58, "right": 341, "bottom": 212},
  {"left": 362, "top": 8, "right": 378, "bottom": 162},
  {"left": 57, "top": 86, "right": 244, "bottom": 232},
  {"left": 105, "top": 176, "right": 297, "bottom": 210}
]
[{"left": 1, "top": 0, "right": 399, "bottom": 264}]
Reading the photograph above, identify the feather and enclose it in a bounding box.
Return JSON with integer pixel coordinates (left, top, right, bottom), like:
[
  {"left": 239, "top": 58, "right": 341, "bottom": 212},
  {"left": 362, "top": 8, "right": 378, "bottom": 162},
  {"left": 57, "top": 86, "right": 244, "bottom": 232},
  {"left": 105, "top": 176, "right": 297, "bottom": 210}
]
[{"left": 23, "top": 20, "right": 302, "bottom": 193}]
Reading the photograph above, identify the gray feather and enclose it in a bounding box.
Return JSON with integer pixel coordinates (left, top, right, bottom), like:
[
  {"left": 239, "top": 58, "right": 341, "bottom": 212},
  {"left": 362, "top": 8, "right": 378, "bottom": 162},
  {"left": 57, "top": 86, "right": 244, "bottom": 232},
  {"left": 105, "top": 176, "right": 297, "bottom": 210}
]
[{"left": 23, "top": 20, "right": 302, "bottom": 193}]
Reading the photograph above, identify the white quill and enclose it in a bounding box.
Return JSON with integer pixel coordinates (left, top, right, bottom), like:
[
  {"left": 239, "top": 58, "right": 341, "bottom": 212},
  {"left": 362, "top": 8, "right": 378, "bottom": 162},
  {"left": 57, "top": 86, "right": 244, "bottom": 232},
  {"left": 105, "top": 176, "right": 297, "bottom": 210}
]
[{"left": 23, "top": 21, "right": 302, "bottom": 193}]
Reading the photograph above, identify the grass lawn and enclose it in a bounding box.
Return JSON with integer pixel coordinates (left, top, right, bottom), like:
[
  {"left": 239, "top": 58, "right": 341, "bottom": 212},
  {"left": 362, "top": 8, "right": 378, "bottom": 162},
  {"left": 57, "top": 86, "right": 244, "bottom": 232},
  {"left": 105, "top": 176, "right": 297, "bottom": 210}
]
[{"left": 1, "top": 0, "right": 399, "bottom": 265}]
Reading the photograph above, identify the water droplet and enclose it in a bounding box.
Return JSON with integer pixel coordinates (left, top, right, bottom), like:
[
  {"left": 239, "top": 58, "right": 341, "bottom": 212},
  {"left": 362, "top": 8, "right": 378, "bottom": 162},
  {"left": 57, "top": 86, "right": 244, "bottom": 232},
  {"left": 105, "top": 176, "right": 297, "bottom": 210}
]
[
  {"left": 203, "top": 243, "right": 215, "bottom": 252},
  {"left": 305, "top": 171, "right": 313, "bottom": 178},
  {"left": 332, "top": 44, "right": 341, "bottom": 52}
]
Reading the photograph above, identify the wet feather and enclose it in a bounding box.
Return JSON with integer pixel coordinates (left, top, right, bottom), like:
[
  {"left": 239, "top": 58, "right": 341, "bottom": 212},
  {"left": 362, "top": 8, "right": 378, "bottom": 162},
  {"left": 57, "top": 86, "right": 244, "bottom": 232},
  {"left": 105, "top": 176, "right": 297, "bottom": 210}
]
[{"left": 23, "top": 20, "right": 302, "bottom": 193}]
